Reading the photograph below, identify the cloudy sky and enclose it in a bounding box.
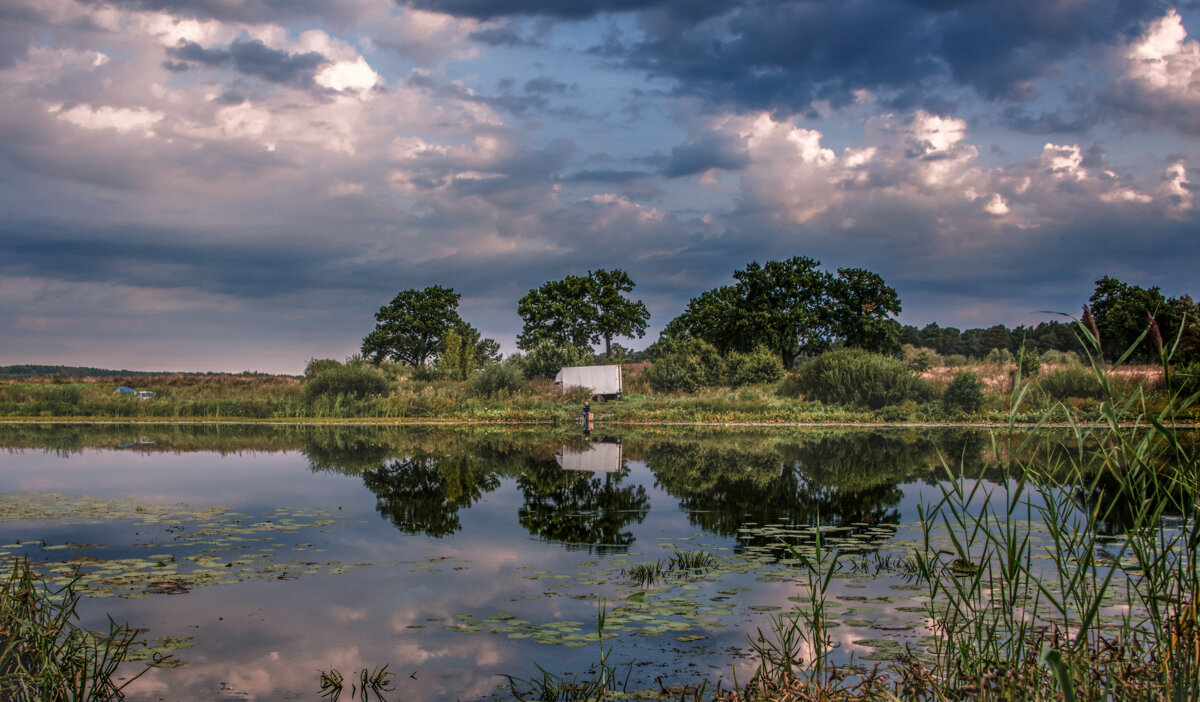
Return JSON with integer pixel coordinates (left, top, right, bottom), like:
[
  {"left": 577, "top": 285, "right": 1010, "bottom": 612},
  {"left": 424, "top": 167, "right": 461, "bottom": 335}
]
[{"left": 1, "top": 0, "right": 1198, "bottom": 373}]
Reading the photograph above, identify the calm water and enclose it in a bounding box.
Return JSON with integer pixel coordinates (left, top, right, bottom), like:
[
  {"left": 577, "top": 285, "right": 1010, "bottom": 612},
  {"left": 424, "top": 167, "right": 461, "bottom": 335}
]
[{"left": 0, "top": 424, "right": 1046, "bottom": 700}]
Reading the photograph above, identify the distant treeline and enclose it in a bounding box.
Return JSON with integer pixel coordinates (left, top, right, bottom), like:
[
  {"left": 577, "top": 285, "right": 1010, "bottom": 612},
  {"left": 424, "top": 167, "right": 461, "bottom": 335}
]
[
  {"left": 0, "top": 365, "right": 281, "bottom": 380},
  {"left": 898, "top": 320, "right": 1082, "bottom": 359}
]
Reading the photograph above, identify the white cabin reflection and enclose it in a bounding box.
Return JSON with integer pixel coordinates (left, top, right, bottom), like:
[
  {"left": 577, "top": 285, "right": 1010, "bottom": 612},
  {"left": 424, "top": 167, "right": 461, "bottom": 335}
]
[{"left": 555, "top": 440, "right": 623, "bottom": 473}]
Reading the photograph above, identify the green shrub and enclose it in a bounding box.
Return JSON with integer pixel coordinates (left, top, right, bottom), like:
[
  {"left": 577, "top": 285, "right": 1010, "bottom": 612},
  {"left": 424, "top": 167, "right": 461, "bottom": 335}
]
[
  {"left": 727, "top": 346, "right": 784, "bottom": 387},
  {"left": 645, "top": 354, "right": 704, "bottom": 393},
  {"left": 469, "top": 360, "right": 526, "bottom": 397},
  {"left": 942, "top": 354, "right": 968, "bottom": 368},
  {"left": 985, "top": 347, "right": 1013, "bottom": 365},
  {"left": 304, "top": 358, "right": 342, "bottom": 380},
  {"left": 303, "top": 363, "right": 392, "bottom": 403},
  {"left": 904, "top": 345, "right": 939, "bottom": 372},
  {"left": 1018, "top": 347, "right": 1041, "bottom": 377},
  {"left": 521, "top": 342, "right": 587, "bottom": 380},
  {"left": 791, "top": 348, "right": 931, "bottom": 409},
  {"left": 943, "top": 370, "right": 985, "bottom": 413},
  {"left": 686, "top": 339, "right": 726, "bottom": 386},
  {"left": 1037, "top": 366, "right": 1104, "bottom": 400},
  {"left": 1041, "top": 349, "right": 1081, "bottom": 366}
]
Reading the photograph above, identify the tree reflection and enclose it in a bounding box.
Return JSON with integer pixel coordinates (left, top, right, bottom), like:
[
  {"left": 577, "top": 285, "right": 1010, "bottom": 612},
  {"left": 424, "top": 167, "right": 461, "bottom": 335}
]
[
  {"left": 516, "top": 456, "right": 649, "bottom": 554},
  {"left": 362, "top": 453, "right": 500, "bottom": 538},
  {"left": 646, "top": 431, "right": 949, "bottom": 537}
]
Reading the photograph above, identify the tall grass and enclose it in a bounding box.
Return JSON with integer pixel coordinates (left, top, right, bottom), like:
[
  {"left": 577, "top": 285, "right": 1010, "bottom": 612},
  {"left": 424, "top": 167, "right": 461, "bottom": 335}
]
[
  {"left": 1, "top": 558, "right": 153, "bottom": 701},
  {"left": 721, "top": 319, "right": 1200, "bottom": 701}
]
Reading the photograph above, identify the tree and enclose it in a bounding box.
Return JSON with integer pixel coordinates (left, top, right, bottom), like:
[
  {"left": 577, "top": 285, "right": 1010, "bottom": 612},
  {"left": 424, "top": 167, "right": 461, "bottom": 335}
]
[
  {"left": 730, "top": 257, "right": 835, "bottom": 369},
  {"left": 361, "top": 286, "right": 464, "bottom": 367},
  {"left": 829, "top": 267, "right": 903, "bottom": 356},
  {"left": 590, "top": 269, "right": 650, "bottom": 359},
  {"left": 516, "top": 269, "right": 650, "bottom": 358},
  {"left": 1088, "top": 276, "right": 1169, "bottom": 362},
  {"left": 437, "top": 322, "right": 501, "bottom": 381}
]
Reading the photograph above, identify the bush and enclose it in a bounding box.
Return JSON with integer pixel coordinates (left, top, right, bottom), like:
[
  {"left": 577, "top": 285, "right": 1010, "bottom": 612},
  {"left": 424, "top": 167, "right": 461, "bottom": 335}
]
[
  {"left": 304, "top": 358, "right": 342, "bottom": 380},
  {"left": 943, "top": 370, "right": 985, "bottom": 414},
  {"left": 727, "top": 346, "right": 784, "bottom": 387},
  {"left": 942, "top": 354, "right": 968, "bottom": 368},
  {"left": 303, "top": 363, "right": 392, "bottom": 403},
  {"left": 644, "top": 354, "right": 704, "bottom": 393},
  {"left": 470, "top": 360, "right": 526, "bottom": 397},
  {"left": 1041, "top": 349, "right": 1081, "bottom": 366},
  {"left": 522, "top": 342, "right": 587, "bottom": 380},
  {"left": 1018, "top": 347, "right": 1041, "bottom": 377},
  {"left": 1037, "top": 366, "right": 1104, "bottom": 400},
  {"left": 904, "top": 345, "right": 940, "bottom": 372},
  {"left": 985, "top": 348, "right": 1013, "bottom": 365},
  {"left": 791, "top": 348, "right": 932, "bottom": 409}
]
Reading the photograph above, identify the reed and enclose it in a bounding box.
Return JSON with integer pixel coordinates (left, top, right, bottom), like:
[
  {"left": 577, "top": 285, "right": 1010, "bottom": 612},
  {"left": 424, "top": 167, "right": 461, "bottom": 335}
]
[{"left": 0, "top": 557, "right": 154, "bottom": 701}]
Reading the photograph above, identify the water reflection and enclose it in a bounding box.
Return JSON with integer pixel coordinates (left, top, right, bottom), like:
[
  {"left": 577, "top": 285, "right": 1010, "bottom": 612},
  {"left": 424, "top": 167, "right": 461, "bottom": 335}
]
[
  {"left": 364, "top": 453, "right": 501, "bottom": 538},
  {"left": 516, "top": 455, "right": 649, "bottom": 553}
]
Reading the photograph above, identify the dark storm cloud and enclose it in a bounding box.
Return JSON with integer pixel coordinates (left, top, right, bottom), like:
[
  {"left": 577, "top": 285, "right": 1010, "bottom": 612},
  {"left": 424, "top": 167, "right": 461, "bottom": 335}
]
[
  {"left": 411, "top": 0, "right": 1169, "bottom": 114},
  {"left": 166, "top": 40, "right": 231, "bottom": 66},
  {"left": 523, "top": 76, "right": 574, "bottom": 95},
  {"left": 468, "top": 22, "right": 540, "bottom": 46},
  {"left": 163, "top": 39, "right": 327, "bottom": 88},
  {"left": 402, "top": 0, "right": 665, "bottom": 20},
  {"left": 0, "top": 222, "right": 371, "bottom": 299},
  {"left": 0, "top": 1, "right": 42, "bottom": 69},
  {"left": 565, "top": 169, "right": 649, "bottom": 182},
  {"left": 662, "top": 132, "right": 750, "bottom": 177},
  {"left": 229, "top": 40, "right": 327, "bottom": 87}
]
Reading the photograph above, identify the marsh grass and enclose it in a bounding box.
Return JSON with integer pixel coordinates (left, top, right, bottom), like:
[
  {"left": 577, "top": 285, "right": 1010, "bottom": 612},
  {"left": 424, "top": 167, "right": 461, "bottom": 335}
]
[
  {"left": 0, "top": 557, "right": 153, "bottom": 701},
  {"left": 712, "top": 318, "right": 1200, "bottom": 701}
]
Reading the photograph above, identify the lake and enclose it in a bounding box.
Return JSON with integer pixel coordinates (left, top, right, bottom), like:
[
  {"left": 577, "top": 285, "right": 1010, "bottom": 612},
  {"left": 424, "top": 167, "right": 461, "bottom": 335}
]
[{"left": 0, "top": 423, "right": 1127, "bottom": 700}]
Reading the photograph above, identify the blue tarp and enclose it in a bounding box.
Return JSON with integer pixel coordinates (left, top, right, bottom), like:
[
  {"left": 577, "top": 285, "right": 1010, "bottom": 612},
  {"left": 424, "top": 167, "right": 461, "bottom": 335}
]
[{"left": 116, "top": 386, "right": 135, "bottom": 393}]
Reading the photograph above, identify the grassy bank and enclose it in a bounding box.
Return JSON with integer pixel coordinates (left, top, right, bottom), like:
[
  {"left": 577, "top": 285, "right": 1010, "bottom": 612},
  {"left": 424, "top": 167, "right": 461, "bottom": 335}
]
[{"left": 1, "top": 357, "right": 1194, "bottom": 425}]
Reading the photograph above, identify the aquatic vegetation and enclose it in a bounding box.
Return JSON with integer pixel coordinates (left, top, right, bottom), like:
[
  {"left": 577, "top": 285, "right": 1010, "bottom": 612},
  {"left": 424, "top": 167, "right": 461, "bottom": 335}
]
[
  {"left": 318, "top": 664, "right": 395, "bottom": 702},
  {"left": 0, "top": 557, "right": 156, "bottom": 701}
]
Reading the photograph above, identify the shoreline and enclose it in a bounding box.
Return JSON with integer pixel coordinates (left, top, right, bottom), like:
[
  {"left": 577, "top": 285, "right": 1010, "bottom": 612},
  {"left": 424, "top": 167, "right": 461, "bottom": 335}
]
[{"left": 1, "top": 416, "right": 1195, "bottom": 429}]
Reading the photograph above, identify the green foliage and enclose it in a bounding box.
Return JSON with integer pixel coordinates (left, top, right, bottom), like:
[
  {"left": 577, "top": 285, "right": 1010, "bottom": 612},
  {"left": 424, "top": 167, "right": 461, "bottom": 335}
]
[
  {"left": 942, "top": 369, "right": 985, "bottom": 413},
  {"left": 1174, "top": 361, "right": 1200, "bottom": 400},
  {"left": 304, "top": 358, "right": 342, "bottom": 380},
  {"left": 1018, "top": 345, "right": 1042, "bottom": 377},
  {"left": 435, "top": 323, "right": 497, "bottom": 381},
  {"left": 361, "top": 286, "right": 467, "bottom": 367},
  {"left": 791, "top": 348, "right": 931, "bottom": 409},
  {"left": 644, "top": 339, "right": 727, "bottom": 393},
  {"left": 517, "top": 269, "right": 649, "bottom": 358},
  {"left": 521, "top": 341, "right": 587, "bottom": 380},
  {"left": 727, "top": 346, "right": 785, "bottom": 387},
  {"left": 1, "top": 558, "right": 151, "bottom": 701},
  {"left": 986, "top": 347, "right": 1014, "bottom": 365},
  {"left": 469, "top": 359, "right": 527, "bottom": 398},
  {"left": 1041, "top": 349, "right": 1081, "bottom": 366},
  {"left": 644, "top": 354, "right": 704, "bottom": 394},
  {"left": 828, "top": 267, "right": 903, "bottom": 356},
  {"left": 942, "top": 354, "right": 968, "bottom": 367},
  {"left": 303, "top": 362, "right": 392, "bottom": 404},
  {"left": 1088, "top": 275, "right": 1168, "bottom": 362},
  {"left": 1037, "top": 366, "right": 1104, "bottom": 400},
  {"left": 904, "top": 345, "right": 940, "bottom": 372},
  {"left": 666, "top": 258, "right": 902, "bottom": 369}
]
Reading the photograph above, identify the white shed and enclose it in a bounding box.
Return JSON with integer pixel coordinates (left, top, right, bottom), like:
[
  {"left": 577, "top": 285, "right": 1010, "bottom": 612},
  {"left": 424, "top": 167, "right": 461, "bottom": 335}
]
[{"left": 554, "top": 364, "right": 622, "bottom": 398}]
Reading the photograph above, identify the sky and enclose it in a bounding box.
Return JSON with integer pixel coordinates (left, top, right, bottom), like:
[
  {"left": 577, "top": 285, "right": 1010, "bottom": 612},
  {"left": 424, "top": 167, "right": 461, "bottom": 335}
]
[{"left": 1, "top": 0, "right": 1198, "bottom": 374}]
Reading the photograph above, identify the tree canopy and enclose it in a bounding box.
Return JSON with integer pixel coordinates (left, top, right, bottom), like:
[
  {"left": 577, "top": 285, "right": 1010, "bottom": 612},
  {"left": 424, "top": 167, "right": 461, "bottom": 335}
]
[
  {"left": 661, "top": 257, "right": 902, "bottom": 369},
  {"left": 361, "top": 286, "right": 465, "bottom": 367},
  {"left": 517, "top": 269, "right": 650, "bottom": 358}
]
